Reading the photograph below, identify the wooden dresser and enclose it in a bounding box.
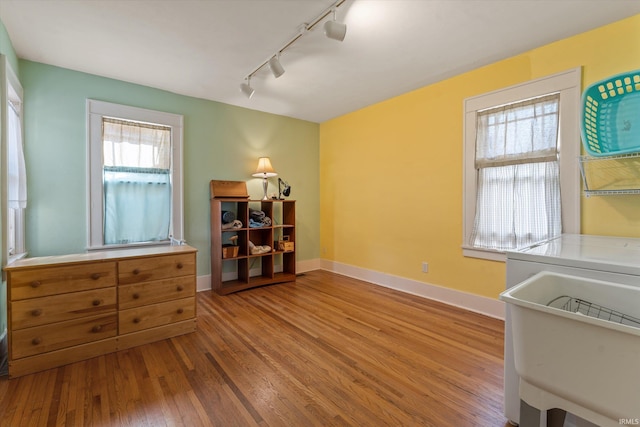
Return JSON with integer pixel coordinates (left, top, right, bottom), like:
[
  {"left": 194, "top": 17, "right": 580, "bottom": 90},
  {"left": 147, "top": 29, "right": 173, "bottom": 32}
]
[{"left": 4, "top": 245, "right": 197, "bottom": 377}]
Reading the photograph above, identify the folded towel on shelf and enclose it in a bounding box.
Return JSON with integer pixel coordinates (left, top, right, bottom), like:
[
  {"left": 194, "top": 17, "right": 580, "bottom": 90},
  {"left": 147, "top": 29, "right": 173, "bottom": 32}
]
[
  {"left": 221, "top": 219, "right": 243, "bottom": 230},
  {"left": 250, "top": 245, "right": 271, "bottom": 254},
  {"left": 249, "top": 209, "right": 272, "bottom": 227},
  {"left": 221, "top": 210, "right": 236, "bottom": 224},
  {"left": 249, "top": 240, "right": 272, "bottom": 254},
  {"left": 249, "top": 209, "right": 265, "bottom": 221}
]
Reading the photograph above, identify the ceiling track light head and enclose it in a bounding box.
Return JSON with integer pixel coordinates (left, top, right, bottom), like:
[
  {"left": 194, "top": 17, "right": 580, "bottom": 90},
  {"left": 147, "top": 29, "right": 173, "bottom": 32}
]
[
  {"left": 324, "top": 9, "right": 347, "bottom": 42},
  {"left": 240, "top": 76, "right": 255, "bottom": 99},
  {"left": 268, "top": 54, "right": 285, "bottom": 78}
]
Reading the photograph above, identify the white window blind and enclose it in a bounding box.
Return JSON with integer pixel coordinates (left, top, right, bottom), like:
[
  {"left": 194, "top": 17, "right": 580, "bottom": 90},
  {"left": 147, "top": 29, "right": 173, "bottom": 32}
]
[
  {"left": 103, "top": 118, "right": 171, "bottom": 169},
  {"left": 470, "top": 93, "right": 561, "bottom": 251}
]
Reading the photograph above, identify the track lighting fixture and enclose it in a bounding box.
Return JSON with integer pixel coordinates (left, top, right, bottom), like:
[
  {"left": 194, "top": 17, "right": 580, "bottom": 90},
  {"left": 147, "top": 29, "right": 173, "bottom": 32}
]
[
  {"left": 268, "top": 55, "right": 285, "bottom": 78},
  {"left": 239, "top": 0, "right": 347, "bottom": 99},
  {"left": 324, "top": 9, "right": 347, "bottom": 41},
  {"left": 239, "top": 76, "right": 255, "bottom": 98}
]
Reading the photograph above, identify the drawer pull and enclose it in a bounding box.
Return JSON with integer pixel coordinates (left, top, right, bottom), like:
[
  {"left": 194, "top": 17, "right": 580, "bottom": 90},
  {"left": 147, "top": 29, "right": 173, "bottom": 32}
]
[
  {"left": 31, "top": 309, "right": 42, "bottom": 317},
  {"left": 91, "top": 273, "right": 101, "bottom": 280},
  {"left": 32, "top": 337, "right": 42, "bottom": 346},
  {"left": 133, "top": 317, "right": 141, "bottom": 324},
  {"left": 176, "top": 285, "right": 184, "bottom": 292},
  {"left": 92, "top": 299, "right": 101, "bottom": 306},
  {"left": 30, "top": 281, "right": 41, "bottom": 288},
  {"left": 91, "top": 325, "right": 102, "bottom": 333},
  {"left": 177, "top": 262, "right": 184, "bottom": 269},
  {"left": 132, "top": 293, "right": 140, "bottom": 299},
  {"left": 177, "top": 308, "right": 184, "bottom": 314},
  {"left": 133, "top": 268, "right": 140, "bottom": 275}
]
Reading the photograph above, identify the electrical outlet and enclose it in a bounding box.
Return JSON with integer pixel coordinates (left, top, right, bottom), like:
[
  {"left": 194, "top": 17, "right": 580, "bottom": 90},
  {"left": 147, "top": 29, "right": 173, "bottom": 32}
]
[{"left": 422, "top": 262, "right": 428, "bottom": 273}]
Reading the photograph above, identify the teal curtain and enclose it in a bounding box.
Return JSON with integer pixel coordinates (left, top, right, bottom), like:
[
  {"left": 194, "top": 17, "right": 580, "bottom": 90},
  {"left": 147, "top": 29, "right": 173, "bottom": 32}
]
[{"left": 103, "top": 166, "right": 171, "bottom": 244}]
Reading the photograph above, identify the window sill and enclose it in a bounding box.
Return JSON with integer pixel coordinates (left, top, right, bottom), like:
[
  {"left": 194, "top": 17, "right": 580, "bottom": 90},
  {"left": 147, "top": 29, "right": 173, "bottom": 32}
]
[
  {"left": 86, "top": 241, "right": 172, "bottom": 252},
  {"left": 4, "top": 252, "right": 28, "bottom": 280},
  {"left": 462, "top": 246, "right": 506, "bottom": 262},
  {"left": 7, "top": 252, "right": 28, "bottom": 265}
]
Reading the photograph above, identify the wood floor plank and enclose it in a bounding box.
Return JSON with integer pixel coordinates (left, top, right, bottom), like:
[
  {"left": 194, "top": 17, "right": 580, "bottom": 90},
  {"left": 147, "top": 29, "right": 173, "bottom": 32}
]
[{"left": 1, "top": 270, "right": 510, "bottom": 426}]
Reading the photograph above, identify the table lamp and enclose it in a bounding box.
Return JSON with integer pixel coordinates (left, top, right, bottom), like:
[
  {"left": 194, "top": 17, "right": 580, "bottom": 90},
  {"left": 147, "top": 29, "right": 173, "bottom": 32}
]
[{"left": 252, "top": 157, "right": 277, "bottom": 200}]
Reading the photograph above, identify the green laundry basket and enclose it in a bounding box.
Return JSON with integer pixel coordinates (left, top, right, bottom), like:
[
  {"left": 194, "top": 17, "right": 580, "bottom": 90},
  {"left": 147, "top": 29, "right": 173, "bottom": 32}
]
[{"left": 581, "top": 69, "right": 640, "bottom": 157}]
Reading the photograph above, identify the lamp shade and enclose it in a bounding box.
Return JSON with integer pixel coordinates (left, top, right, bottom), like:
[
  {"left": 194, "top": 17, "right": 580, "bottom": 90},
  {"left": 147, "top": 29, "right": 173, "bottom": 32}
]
[{"left": 252, "top": 157, "right": 277, "bottom": 177}]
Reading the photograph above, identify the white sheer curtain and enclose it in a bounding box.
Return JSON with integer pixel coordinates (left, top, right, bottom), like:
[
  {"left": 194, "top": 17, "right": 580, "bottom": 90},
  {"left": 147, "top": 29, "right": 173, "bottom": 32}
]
[
  {"left": 7, "top": 100, "right": 27, "bottom": 256},
  {"left": 102, "top": 118, "right": 172, "bottom": 245},
  {"left": 7, "top": 101, "right": 27, "bottom": 209},
  {"left": 470, "top": 94, "right": 561, "bottom": 251}
]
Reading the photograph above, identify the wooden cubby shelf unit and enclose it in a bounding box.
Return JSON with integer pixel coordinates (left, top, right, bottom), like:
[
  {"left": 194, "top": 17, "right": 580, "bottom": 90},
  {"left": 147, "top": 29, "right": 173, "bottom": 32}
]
[{"left": 210, "top": 197, "right": 296, "bottom": 295}]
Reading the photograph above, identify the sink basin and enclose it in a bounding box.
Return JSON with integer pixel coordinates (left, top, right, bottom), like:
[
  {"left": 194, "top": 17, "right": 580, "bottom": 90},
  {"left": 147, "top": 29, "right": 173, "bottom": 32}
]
[{"left": 500, "top": 271, "right": 640, "bottom": 426}]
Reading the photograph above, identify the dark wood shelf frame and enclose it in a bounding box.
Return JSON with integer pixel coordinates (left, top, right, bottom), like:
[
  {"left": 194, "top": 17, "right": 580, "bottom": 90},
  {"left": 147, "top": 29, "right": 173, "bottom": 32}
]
[{"left": 210, "top": 195, "right": 296, "bottom": 295}]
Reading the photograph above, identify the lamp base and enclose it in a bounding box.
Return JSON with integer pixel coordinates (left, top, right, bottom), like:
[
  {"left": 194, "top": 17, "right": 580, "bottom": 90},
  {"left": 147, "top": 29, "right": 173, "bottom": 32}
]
[{"left": 261, "top": 177, "right": 269, "bottom": 200}]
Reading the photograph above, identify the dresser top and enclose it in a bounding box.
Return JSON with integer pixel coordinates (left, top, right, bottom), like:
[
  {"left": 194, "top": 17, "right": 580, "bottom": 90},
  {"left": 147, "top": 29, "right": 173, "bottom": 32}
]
[{"left": 4, "top": 245, "right": 197, "bottom": 270}]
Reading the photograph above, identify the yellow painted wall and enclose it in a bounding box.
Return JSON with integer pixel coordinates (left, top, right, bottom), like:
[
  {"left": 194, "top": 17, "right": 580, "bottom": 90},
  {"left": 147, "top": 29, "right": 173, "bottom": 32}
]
[{"left": 319, "top": 14, "right": 640, "bottom": 300}]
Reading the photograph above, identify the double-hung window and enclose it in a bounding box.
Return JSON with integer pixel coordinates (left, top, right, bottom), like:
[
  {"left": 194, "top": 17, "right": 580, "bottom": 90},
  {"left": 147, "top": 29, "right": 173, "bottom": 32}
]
[
  {"left": 471, "top": 94, "right": 561, "bottom": 250},
  {"left": 87, "top": 100, "right": 184, "bottom": 250},
  {"left": 463, "top": 68, "right": 581, "bottom": 261}
]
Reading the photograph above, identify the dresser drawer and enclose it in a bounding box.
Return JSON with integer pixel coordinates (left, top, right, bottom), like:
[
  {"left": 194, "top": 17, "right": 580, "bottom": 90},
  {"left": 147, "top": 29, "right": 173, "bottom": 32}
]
[
  {"left": 119, "top": 297, "right": 195, "bottom": 335},
  {"left": 118, "top": 253, "right": 195, "bottom": 285},
  {"left": 9, "top": 262, "right": 117, "bottom": 301},
  {"left": 11, "top": 313, "right": 118, "bottom": 359},
  {"left": 11, "top": 287, "right": 117, "bottom": 330},
  {"left": 119, "top": 276, "right": 195, "bottom": 310}
]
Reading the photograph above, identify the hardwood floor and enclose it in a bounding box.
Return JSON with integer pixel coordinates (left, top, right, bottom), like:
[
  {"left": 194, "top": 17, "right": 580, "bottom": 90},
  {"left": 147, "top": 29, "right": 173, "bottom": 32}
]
[{"left": 0, "top": 270, "right": 510, "bottom": 426}]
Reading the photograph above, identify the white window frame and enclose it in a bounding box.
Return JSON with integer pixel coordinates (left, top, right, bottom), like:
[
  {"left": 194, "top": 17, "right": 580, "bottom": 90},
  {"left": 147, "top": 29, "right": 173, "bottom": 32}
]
[
  {"left": 87, "top": 99, "right": 184, "bottom": 250},
  {"left": 1, "top": 56, "right": 26, "bottom": 265},
  {"left": 462, "top": 68, "right": 581, "bottom": 261}
]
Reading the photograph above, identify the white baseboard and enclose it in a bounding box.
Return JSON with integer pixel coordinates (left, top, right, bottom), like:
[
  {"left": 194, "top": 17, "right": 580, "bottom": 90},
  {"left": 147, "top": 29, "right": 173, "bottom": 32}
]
[
  {"left": 319, "top": 259, "right": 505, "bottom": 320},
  {"left": 196, "top": 258, "right": 504, "bottom": 321},
  {"left": 297, "top": 258, "right": 321, "bottom": 273},
  {"left": 197, "top": 274, "right": 212, "bottom": 292}
]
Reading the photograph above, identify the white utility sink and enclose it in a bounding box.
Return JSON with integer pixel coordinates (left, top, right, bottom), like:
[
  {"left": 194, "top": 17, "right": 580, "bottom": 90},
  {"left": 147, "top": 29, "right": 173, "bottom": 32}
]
[{"left": 500, "top": 271, "right": 640, "bottom": 427}]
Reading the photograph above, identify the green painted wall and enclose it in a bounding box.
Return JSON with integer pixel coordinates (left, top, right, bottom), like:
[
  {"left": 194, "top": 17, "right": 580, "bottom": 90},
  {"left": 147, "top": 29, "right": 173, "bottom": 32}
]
[{"left": 19, "top": 60, "right": 320, "bottom": 277}]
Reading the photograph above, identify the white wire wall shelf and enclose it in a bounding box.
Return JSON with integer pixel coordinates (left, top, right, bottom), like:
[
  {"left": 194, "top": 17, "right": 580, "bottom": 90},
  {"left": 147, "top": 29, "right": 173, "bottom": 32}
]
[{"left": 579, "top": 152, "right": 640, "bottom": 196}]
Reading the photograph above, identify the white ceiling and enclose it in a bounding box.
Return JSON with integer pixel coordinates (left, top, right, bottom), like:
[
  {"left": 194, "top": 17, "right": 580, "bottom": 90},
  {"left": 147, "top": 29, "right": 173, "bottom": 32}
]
[{"left": 1, "top": 0, "right": 640, "bottom": 123}]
